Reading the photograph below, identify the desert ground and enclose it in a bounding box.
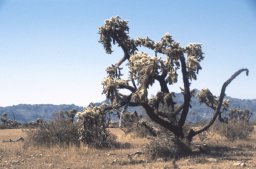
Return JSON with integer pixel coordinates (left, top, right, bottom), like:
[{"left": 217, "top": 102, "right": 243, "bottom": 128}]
[{"left": 0, "top": 127, "right": 256, "bottom": 169}]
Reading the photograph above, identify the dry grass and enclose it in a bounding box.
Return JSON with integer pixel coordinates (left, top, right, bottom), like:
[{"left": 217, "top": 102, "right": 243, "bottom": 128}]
[{"left": 0, "top": 127, "right": 256, "bottom": 169}]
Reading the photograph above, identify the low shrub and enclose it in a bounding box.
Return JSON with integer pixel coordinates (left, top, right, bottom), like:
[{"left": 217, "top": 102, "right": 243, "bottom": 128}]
[
  {"left": 144, "top": 132, "right": 191, "bottom": 160},
  {"left": 25, "top": 119, "right": 80, "bottom": 147},
  {"left": 26, "top": 118, "right": 119, "bottom": 148},
  {"left": 217, "top": 108, "right": 254, "bottom": 141},
  {"left": 218, "top": 119, "right": 254, "bottom": 141}
]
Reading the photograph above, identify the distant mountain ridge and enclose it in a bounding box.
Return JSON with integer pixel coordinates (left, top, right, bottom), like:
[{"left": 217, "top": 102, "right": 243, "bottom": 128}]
[
  {"left": 0, "top": 94, "right": 255, "bottom": 123},
  {"left": 0, "top": 104, "right": 83, "bottom": 123}
]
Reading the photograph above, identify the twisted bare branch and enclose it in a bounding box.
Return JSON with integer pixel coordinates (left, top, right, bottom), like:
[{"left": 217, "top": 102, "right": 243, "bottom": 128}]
[{"left": 187, "top": 68, "right": 249, "bottom": 141}]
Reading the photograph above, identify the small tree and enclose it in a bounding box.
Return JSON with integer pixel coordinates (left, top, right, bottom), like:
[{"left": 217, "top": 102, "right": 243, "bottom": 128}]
[{"left": 79, "top": 16, "right": 249, "bottom": 143}]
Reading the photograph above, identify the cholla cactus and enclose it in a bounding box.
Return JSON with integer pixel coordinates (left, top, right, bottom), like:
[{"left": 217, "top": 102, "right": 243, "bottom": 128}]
[
  {"left": 98, "top": 16, "right": 136, "bottom": 55},
  {"left": 131, "top": 87, "right": 148, "bottom": 102},
  {"left": 228, "top": 108, "right": 252, "bottom": 122},
  {"left": 185, "top": 43, "right": 204, "bottom": 80},
  {"left": 105, "top": 64, "right": 123, "bottom": 78},
  {"left": 166, "top": 68, "right": 178, "bottom": 84},
  {"left": 77, "top": 103, "right": 114, "bottom": 147},
  {"left": 197, "top": 89, "right": 218, "bottom": 107},
  {"left": 94, "top": 16, "right": 249, "bottom": 142},
  {"left": 129, "top": 52, "right": 160, "bottom": 85},
  {"left": 197, "top": 88, "right": 229, "bottom": 111},
  {"left": 101, "top": 76, "right": 129, "bottom": 106},
  {"left": 102, "top": 76, "right": 128, "bottom": 94}
]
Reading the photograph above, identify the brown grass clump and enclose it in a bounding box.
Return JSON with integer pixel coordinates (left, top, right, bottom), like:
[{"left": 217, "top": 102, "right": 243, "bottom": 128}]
[{"left": 25, "top": 119, "right": 80, "bottom": 147}]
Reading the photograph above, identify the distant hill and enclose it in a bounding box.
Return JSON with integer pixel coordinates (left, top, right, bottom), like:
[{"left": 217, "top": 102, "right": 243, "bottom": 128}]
[
  {"left": 0, "top": 92, "right": 255, "bottom": 123},
  {"left": 0, "top": 104, "right": 83, "bottom": 123}
]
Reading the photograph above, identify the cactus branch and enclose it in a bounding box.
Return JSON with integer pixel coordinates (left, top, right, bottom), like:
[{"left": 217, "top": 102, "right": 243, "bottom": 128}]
[{"left": 186, "top": 68, "right": 249, "bottom": 141}]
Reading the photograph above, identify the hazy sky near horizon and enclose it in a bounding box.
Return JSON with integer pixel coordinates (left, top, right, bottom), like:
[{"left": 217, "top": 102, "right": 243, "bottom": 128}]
[{"left": 0, "top": 0, "right": 255, "bottom": 107}]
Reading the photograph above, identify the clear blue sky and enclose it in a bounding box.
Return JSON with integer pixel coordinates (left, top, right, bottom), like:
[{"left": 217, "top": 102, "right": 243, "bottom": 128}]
[{"left": 0, "top": 0, "right": 255, "bottom": 106}]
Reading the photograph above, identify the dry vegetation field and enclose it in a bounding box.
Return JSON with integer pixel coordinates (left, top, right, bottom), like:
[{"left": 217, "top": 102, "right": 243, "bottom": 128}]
[{"left": 0, "top": 127, "right": 256, "bottom": 169}]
